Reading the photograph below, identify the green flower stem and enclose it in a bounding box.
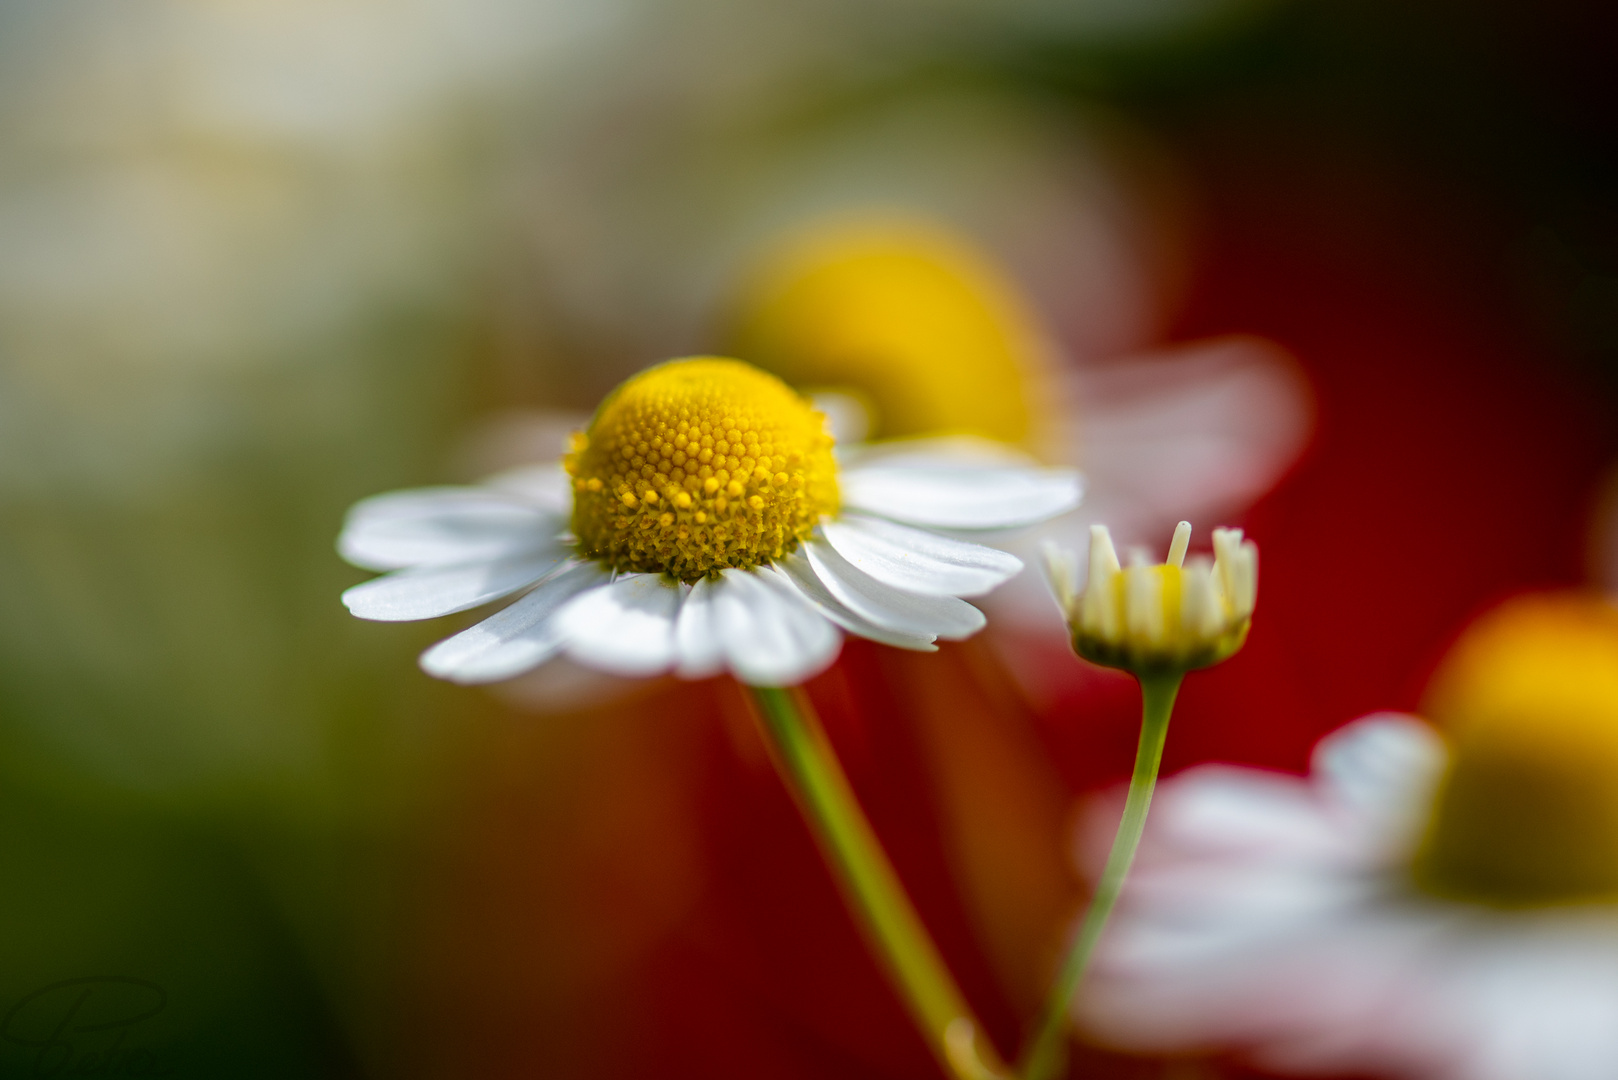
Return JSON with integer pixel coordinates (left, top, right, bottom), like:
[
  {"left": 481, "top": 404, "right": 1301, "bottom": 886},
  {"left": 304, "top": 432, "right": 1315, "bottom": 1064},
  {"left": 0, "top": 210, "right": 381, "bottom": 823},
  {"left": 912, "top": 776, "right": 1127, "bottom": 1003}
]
[
  {"left": 750, "top": 685, "right": 1006, "bottom": 1080},
  {"left": 1018, "top": 673, "right": 1183, "bottom": 1080}
]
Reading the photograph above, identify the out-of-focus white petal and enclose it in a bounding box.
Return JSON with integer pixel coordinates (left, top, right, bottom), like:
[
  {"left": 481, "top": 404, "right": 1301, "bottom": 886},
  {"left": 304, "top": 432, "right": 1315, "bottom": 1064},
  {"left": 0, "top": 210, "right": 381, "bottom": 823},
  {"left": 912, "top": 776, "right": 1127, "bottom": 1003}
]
[
  {"left": 840, "top": 435, "right": 1041, "bottom": 470},
  {"left": 801, "top": 538, "right": 984, "bottom": 640},
  {"left": 556, "top": 572, "right": 681, "bottom": 676},
  {"left": 775, "top": 552, "right": 938, "bottom": 652},
  {"left": 673, "top": 576, "right": 725, "bottom": 679},
  {"left": 712, "top": 568, "right": 840, "bottom": 686},
  {"left": 811, "top": 390, "right": 872, "bottom": 445},
  {"left": 480, "top": 462, "right": 575, "bottom": 512},
  {"left": 1064, "top": 336, "right": 1312, "bottom": 544},
  {"left": 341, "top": 548, "right": 568, "bottom": 621},
  {"left": 1312, "top": 714, "right": 1448, "bottom": 853},
  {"left": 820, "top": 515, "right": 1022, "bottom": 598},
  {"left": 338, "top": 488, "right": 563, "bottom": 570},
  {"left": 841, "top": 458, "right": 1082, "bottom": 529},
  {"left": 418, "top": 562, "right": 608, "bottom": 684}
]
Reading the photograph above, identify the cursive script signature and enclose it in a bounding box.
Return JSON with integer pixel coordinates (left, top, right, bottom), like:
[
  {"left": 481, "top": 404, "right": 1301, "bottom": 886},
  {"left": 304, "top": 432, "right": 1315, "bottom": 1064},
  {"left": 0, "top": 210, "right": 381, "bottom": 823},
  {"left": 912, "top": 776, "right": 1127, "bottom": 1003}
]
[{"left": 0, "top": 978, "right": 174, "bottom": 1078}]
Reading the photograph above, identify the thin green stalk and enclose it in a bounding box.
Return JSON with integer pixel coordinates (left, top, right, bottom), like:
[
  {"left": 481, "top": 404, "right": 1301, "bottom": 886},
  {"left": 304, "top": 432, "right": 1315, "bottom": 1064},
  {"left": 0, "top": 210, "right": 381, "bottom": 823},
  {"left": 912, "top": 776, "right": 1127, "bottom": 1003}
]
[
  {"left": 1018, "top": 674, "right": 1183, "bottom": 1080},
  {"left": 749, "top": 685, "right": 1005, "bottom": 1080}
]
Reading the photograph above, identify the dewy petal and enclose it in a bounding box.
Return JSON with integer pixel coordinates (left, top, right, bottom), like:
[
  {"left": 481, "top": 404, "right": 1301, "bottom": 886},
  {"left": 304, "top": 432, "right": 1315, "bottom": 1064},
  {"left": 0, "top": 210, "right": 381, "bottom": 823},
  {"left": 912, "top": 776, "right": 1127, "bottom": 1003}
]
[
  {"left": 775, "top": 552, "right": 938, "bottom": 653},
  {"left": 802, "top": 539, "right": 985, "bottom": 640},
  {"left": 339, "top": 488, "right": 564, "bottom": 571},
  {"left": 841, "top": 458, "right": 1082, "bottom": 530},
  {"left": 341, "top": 547, "right": 569, "bottom": 621},
  {"left": 820, "top": 515, "right": 1023, "bottom": 598},
  {"left": 418, "top": 562, "right": 609, "bottom": 684},
  {"left": 712, "top": 568, "right": 841, "bottom": 686},
  {"left": 556, "top": 572, "right": 681, "bottom": 676},
  {"left": 673, "top": 577, "right": 726, "bottom": 679}
]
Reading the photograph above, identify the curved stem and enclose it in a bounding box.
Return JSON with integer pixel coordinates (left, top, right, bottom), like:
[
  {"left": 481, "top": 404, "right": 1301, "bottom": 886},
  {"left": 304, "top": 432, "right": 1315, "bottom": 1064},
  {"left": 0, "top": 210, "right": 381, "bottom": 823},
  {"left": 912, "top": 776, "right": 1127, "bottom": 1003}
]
[
  {"left": 1018, "top": 674, "right": 1182, "bottom": 1080},
  {"left": 749, "top": 685, "right": 1006, "bottom": 1080}
]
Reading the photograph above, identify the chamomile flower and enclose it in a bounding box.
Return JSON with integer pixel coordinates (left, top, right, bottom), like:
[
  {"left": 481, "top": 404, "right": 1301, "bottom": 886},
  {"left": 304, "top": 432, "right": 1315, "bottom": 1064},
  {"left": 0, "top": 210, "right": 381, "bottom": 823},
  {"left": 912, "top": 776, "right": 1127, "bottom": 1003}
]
[
  {"left": 339, "top": 358, "right": 1079, "bottom": 687},
  {"left": 1073, "top": 592, "right": 1618, "bottom": 1080}
]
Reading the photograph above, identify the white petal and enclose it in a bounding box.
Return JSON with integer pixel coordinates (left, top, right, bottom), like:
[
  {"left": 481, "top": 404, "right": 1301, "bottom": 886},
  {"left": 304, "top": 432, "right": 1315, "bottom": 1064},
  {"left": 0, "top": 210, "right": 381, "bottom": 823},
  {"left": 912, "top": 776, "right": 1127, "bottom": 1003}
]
[
  {"left": 673, "top": 577, "right": 726, "bottom": 679},
  {"left": 841, "top": 460, "right": 1082, "bottom": 529},
  {"left": 810, "top": 390, "right": 872, "bottom": 444},
  {"left": 1066, "top": 337, "right": 1312, "bottom": 536},
  {"left": 556, "top": 572, "right": 681, "bottom": 676},
  {"left": 801, "top": 540, "right": 984, "bottom": 640},
  {"left": 481, "top": 463, "right": 575, "bottom": 512},
  {"left": 339, "top": 488, "right": 563, "bottom": 571},
  {"left": 774, "top": 552, "right": 938, "bottom": 652},
  {"left": 712, "top": 568, "right": 841, "bottom": 686},
  {"left": 418, "top": 562, "right": 608, "bottom": 684},
  {"left": 820, "top": 515, "right": 1023, "bottom": 598},
  {"left": 342, "top": 549, "right": 568, "bottom": 621},
  {"left": 841, "top": 435, "right": 1040, "bottom": 470},
  {"left": 1312, "top": 714, "right": 1448, "bottom": 851}
]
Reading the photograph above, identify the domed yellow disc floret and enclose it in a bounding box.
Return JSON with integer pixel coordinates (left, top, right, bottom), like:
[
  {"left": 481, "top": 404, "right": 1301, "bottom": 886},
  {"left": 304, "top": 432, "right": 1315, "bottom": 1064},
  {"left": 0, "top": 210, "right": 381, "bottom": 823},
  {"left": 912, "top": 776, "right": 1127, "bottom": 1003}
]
[
  {"left": 1413, "top": 591, "right": 1618, "bottom": 907},
  {"left": 566, "top": 358, "right": 839, "bottom": 582}
]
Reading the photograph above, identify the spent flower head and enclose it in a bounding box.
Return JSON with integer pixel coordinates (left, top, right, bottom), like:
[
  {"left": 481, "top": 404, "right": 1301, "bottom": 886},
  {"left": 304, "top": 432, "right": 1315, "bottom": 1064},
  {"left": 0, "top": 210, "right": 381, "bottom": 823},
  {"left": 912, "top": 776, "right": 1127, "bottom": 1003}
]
[{"left": 1046, "top": 521, "right": 1257, "bottom": 676}]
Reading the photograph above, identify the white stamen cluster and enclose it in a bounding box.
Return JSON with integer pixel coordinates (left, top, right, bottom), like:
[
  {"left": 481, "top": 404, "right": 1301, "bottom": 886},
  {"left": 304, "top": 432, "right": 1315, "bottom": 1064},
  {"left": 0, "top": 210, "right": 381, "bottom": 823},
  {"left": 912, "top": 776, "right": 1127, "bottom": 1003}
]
[{"left": 1046, "top": 521, "right": 1257, "bottom": 675}]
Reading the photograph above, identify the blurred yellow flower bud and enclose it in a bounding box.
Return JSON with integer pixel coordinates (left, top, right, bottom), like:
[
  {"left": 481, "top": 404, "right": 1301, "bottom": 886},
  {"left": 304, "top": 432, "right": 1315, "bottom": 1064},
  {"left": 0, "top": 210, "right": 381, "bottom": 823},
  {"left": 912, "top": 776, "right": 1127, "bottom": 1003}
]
[{"left": 1046, "top": 521, "right": 1257, "bottom": 676}]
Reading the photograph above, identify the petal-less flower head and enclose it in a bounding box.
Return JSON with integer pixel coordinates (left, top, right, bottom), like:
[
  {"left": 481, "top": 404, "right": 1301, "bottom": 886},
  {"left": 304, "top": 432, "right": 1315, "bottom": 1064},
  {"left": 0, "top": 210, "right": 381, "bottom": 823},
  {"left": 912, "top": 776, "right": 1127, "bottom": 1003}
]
[
  {"left": 1045, "top": 521, "right": 1257, "bottom": 676},
  {"left": 338, "top": 357, "right": 1080, "bottom": 688}
]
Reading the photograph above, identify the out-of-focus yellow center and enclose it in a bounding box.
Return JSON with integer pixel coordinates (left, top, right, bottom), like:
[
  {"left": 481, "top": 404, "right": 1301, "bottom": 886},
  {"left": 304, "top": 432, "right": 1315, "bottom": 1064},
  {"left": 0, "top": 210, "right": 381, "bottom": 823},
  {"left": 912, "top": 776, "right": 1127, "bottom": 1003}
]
[
  {"left": 1412, "top": 592, "right": 1618, "bottom": 907},
  {"left": 565, "top": 358, "right": 838, "bottom": 582},
  {"left": 727, "top": 219, "right": 1052, "bottom": 449}
]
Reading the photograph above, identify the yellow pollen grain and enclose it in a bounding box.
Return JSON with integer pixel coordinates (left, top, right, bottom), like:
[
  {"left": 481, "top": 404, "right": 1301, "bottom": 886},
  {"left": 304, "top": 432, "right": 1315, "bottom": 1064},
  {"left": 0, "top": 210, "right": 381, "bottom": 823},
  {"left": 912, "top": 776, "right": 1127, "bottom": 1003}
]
[{"left": 564, "top": 357, "right": 839, "bottom": 581}]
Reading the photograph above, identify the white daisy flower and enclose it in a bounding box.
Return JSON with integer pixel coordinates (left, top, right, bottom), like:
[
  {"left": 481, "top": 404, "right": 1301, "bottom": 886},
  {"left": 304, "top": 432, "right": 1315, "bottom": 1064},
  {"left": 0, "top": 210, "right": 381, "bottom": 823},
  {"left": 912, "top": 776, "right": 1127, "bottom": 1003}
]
[
  {"left": 1072, "top": 592, "right": 1618, "bottom": 1080},
  {"left": 338, "top": 357, "right": 1080, "bottom": 688}
]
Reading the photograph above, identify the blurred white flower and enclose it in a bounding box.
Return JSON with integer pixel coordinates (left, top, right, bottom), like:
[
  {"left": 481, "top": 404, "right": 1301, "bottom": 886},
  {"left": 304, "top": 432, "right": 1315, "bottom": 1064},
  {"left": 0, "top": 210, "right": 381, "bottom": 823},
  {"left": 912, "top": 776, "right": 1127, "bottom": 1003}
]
[
  {"left": 1074, "top": 716, "right": 1618, "bottom": 1080},
  {"left": 1075, "top": 590, "right": 1618, "bottom": 1080},
  {"left": 340, "top": 359, "right": 1079, "bottom": 687}
]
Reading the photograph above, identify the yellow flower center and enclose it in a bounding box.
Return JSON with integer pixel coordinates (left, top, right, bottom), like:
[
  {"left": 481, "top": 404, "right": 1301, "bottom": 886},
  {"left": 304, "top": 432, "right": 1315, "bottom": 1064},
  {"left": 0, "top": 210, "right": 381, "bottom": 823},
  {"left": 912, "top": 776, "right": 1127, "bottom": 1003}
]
[
  {"left": 727, "top": 218, "right": 1054, "bottom": 450},
  {"left": 565, "top": 358, "right": 839, "bottom": 582},
  {"left": 1412, "top": 592, "right": 1618, "bottom": 907}
]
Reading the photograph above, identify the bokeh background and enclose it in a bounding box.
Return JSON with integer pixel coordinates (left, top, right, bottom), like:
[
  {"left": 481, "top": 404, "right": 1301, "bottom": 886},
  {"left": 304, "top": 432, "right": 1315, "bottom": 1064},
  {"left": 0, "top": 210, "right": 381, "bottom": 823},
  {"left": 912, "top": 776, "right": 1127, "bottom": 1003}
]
[{"left": 1, "top": 0, "right": 1616, "bottom": 1077}]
